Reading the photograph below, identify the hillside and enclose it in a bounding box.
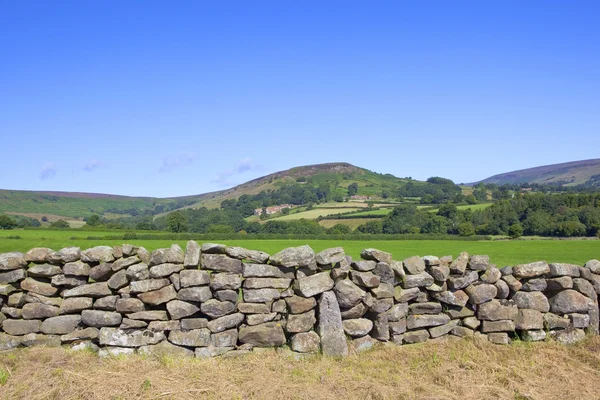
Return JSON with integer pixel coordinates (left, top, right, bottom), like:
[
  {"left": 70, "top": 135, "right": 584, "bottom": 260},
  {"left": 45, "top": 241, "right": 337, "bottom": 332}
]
[{"left": 476, "top": 158, "right": 600, "bottom": 187}]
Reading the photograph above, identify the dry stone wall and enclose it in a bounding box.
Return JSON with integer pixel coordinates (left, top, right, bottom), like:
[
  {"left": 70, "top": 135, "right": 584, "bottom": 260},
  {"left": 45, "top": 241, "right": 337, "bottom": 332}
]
[{"left": 1, "top": 242, "right": 599, "bottom": 357}]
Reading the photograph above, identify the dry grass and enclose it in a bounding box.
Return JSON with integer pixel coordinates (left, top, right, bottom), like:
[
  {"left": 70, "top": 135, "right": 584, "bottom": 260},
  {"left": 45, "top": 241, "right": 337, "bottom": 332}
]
[{"left": 2, "top": 336, "right": 600, "bottom": 400}]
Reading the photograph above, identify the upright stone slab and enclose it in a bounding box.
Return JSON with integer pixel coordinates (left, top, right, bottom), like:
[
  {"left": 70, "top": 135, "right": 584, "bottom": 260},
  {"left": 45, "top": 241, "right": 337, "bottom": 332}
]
[{"left": 318, "top": 291, "right": 348, "bottom": 357}]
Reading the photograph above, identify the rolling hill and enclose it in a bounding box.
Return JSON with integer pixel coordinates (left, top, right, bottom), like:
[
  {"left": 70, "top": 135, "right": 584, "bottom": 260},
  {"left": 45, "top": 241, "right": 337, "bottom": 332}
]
[{"left": 476, "top": 158, "right": 600, "bottom": 187}]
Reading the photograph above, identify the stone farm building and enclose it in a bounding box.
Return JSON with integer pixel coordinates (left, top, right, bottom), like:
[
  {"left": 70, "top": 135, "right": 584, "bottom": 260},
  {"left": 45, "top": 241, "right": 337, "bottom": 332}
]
[{"left": 253, "top": 204, "right": 292, "bottom": 216}]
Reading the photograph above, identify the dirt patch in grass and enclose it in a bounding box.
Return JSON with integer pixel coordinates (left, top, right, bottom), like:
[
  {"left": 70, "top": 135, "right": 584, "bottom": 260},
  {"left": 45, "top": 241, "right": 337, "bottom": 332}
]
[{"left": 2, "top": 336, "right": 600, "bottom": 399}]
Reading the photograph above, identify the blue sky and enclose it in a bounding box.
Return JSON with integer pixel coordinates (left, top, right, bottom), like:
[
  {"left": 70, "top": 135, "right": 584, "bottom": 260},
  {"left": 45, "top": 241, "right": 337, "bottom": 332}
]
[{"left": 1, "top": 1, "right": 599, "bottom": 197}]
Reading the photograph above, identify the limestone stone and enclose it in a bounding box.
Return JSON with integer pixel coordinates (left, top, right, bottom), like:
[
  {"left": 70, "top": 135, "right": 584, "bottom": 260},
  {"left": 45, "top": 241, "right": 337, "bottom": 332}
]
[
  {"left": 389, "top": 319, "right": 407, "bottom": 335},
  {"left": 394, "top": 287, "right": 421, "bottom": 303},
  {"left": 544, "top": 312, "right": 570, "bottom": 330},
  {"left": 316, "top": 247, "right": 346, "bottom": 265},
  {"left": 63, "top": 260, "right": 90, "bottom": 277},
  {"left": 272, "top": 299, "right": 287, "bottom": 313},
  {"left": 488, "top": 332, "right": 511, "bottom": 345},
  {"left": 207, "top": 313, "right": 244, "bottom": 333},
  {"left": 423, "top": 256, "right": 440, "bottom": 266},
  {"left": 350, "top": 271, "right": 380, "bottom": 288},
  {"left": 403, "top": 330, "right": 430, "bottom": 344},
  {"left": 295, "top": 272, "right": 334, "bottom": 297},
  {"left": 2, "top": 319, "right": 41, "bottom": 335},
  {"left": 181, "top": 318, "right": 208, "bottom": 330},
  {"left": 21, "top": 333, "right": 60, "bottom": 347},
  {"left": 214, "top": 289, "right": 237, "bottom": 303},
  {"left": 521, "top": 278, "right": 547, "bottom": 292},
  {"left": 98, "top": 347, "right": 135, "bottom": 357},
  {"left": 513, "top": 261, "right": 550, "bottom": 278},
  {"left": 28, "top": 264, "right": 62, "bottom": 278},
  {"left": 0, "top": 252, "right": 26, "bottom": 271},
  {"left": 402, "top": 271, "right": 434, "bottom": 289},
  {"left": 81, "top": 246, "right": 115, "bottom": 263},
  {"left": 406, "top": 314, "right": 450, "bottom": 329},
  {"left": 477, "top": 300, "right": 518, "bottom": 321},
  {"left": 178, "top": 286, "right": 212, "bottom": 302},
  {"left": 468, "top": 255, "right": 489, "bottom": 271},
  {"left": 546, "top": 276, "right": 573, "bottom": 291},
  {"left": 342, "top": 318, "right": 373, "bottom": 337},
  {"left": 465, "top": 282, "right": 497, "bottom": 304},
  {"left": 387, "top": 303, "right": 409, "bottom": 322},
  {"left": 333, "top": 279, "right": 366, "bottom": 308},
  {"left": 125, "top": 263, "right": 149, "bottom": 282},
  {"left": 451, "top": 326, "right": 474, "bottom": 337},
  {"left": 210, "top": 329, "right": 238, "bottom": 347},
  {"left": 138, "top": 285, "right": 177, "bottom": 306},
  {"left": 409, "top": 302, "right": 442, "bottom": 315},
  {"left": 243, "top": 288, "right": 281, "bottom": 303},
  {"left": 370, "top": 312, "right": 389, "bottom": 341},
  {"left": 166, "top": 300, "right": 200, "bottom": 320},
  {"left": 431, "top": 290, "right": 468, "bottom": 307},
  {"left": 340, "top": 302, "right": 368, "bottom": 319},
  {"left": 22, "top": 303, "right": 58, "bottom": 319},
  {"left": 7, "top": 292, "right": 25, "bottom": 307},
  {"left": 269, "top": 246, "right": 317, "bottom": 269},
  {"left": 59, "top": 327, "right": 100, "bottom": 343},
  {"left": 51, "top": 274, "right": 87, "bottom": 288},
  {"left": 139, "top": 340, "right": 194, "bottom": 358},
  {"left": 403, "top": 256, "right": 426, "bottom": 275},
  {"left": 515, "top": 309, "right": 544, "bottom": 330},
  {"left": 81, "top": 310, "right": 122, "bottom": 327},
  {"left": 137, "top": 247, "right": 150, "bottom": 264},
  {"left": 120, "top": 318, "right": 148, "bottom": 329},
  {"left": 89, "top": 263, "right": 113, "bottom": 282},
  {"left": 481, "top": 320, "right": 515, "bottom": 333},
  {"left": 0, "top": 333, "right": 21, "bottom": 350},
  {"left": 286, "top": 310, "right": 316, "bottom": 333},
  {"left": 201, "top": 254, "right": 243, "bottom": 273},
  {"left": 246, "top": 313, "right": 277, "bottom": 325},
  {"left": 40, "top": 315, "right": 81, "bottom": 334},
  {"left": 480, "top": 266, "right": 502, "bottom": 284},
  {"left": 318, "top": 291, "right": 348, "bottom": 356},
  {"left": 63, "top": 282, "right": 112, "bottom": 298},
  {"left": 463, "top": 316, "right": 481, "bottom": 330},
  {"left": 168, "top": 328, "right": 210, "bottom": 347},
  {"left": 99, "top": 327, "right": 165, "bottom": 347},
  {"left": 360, "top": 248, "right": 393, "bottom": 264},
  {"left": 242, "top": 263, "right": 294, "bottom": 279},
  {"left": 429, "top": 320, "right": 460, "bottom": 338},
  {"left": 370, "top": 283, "right": 394, "bottom": 299},
  {"left": 502, "top": 274, "right": 522, "bottom": 292},
  {"left": 114, "top": 298, "right": 144, "bottom": 313},
  {"left": 0, "top": 268, "right": 26, "bottom": 284},
  {"left": 225, "top": 246, "right": 270, "bottom": 263},
  {"left": 20, "top": 278, "right": 58, "bottom": 296},
  {"left": 548, "top": 263, "right": 581, "bottom": 277},
  {"left": 495, "top": 279, "right": 510, "bottom": 299},
  {"left": 584, "top": 259, "right": 600, "bottom": 274},
  {"left": 128, "top": 311, "right": 168, "bottom": 321},
  {"left": 373, "top": 262, "right": 395, "bottom": 285},
  {"left": 429, "top": 265, "right": 450, "bottom": 282},
  {"left": 549, "top": 290, "right": 591, "bottom": 314},
  {"left": 200, "top": 299, "right": 236, "bottom": 318},
  {"left": 291, "top": 331, "right": 320, "bottom": 353},
  {"left": 24, "top": 247, "right": 54, "bottom": 263},
  {"left": 179, "top": 270, "right": 210, "bottom": 287},
  {"left": 149, "top": 245, "right": 184, "bottom": 266},
  {"left": 512, "top": 291, "right": 550, "bottom": 312},
  {"left": 147, "top": 320, "right": 181, "bottom": 332},
  {"left": 148, "top": 263, "right": 183, "bottom": 279},
  {"left": 239, "top": 322, "right": 286, "bottom": 347},
  {"left": 551, "top": 328, "right": 586, "bottom": 344},
  {"left": 520, "top": 330, "right": 546, "bottom": 342},
  {"left": 449, "top": 252, "right": 469, "bottom": 275},
  {"left": 569, "top": 313, "right": 590, "bottom": 328},
  {"left": 48, "top": 247, "right": 81, "bottom": 264},
  {"left": 182, "top": 240, "right": 201, "bottom": 267},
  {"left": 447, "top": 271, "right": 479, "bottom": 290},
  {"left": 238, "top": 302, "right": 271, "bottom": 314},
  {"left": 573, "top": 278, "right": 596, "bottom": 299},
  {"left": 285, "top": 296, "right": 317, "bottom": 314}
]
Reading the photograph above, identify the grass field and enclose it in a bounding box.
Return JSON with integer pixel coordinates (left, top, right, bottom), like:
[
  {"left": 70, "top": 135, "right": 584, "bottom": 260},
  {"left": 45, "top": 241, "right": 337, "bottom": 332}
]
[
  {"left": 2, "top": 336, "right": 600, "bottom": 399},
  {"left": 0, "top": 230, "right": 598, "bottom": 265},
  {"left": 268, "top": 208, "right": 362, "bottom": 221},
  {"left": 344, "top": 208, "right": 392, "bottom": 217},
  {"left": 318, "top": 218, "right": 374, "bottom": 230}
]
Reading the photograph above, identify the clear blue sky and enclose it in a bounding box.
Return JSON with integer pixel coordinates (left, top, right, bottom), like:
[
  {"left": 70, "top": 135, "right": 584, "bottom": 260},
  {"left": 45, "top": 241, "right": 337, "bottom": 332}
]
[{"left": 1, "top": 1, "right": 599, "bottom": 197}]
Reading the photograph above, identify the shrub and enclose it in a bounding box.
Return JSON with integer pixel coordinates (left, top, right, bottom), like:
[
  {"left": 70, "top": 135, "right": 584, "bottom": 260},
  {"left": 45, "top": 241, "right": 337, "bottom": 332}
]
[
  {"left": 457, "top": 222, "right": 475, "bottom": 237},
  {"left": 123, "top": 232, "right": 137, "bottom": 240},
  {"left": 508, "top": 223, "right": 523, "bottom": 239}
]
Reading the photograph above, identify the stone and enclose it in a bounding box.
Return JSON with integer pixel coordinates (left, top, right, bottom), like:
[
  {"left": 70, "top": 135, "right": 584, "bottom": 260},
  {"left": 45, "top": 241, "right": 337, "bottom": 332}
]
[
  {"left": 341, "top": 302, "right": 369, "bottom": 319},
  {"left": 513, "top": 261, "right": 550, "bottom": 278},
  {"left": 98, "top": 347, "right": 135, "bottom": 357},
  {"left": 0, "top": 268, "right": 26, "bottom": 284},
  {"left": 463, "top": 316, "right": 481, "bottom": 330},
  {"left": 451, "top": 326, "right": 474, "bottom": 337},
  {"left": 201, "top": 254, "right": 243, "bottom": 273},
  {"left": 207, "top": 313, "right": 244, "bottom": 333},
  {"left": 429, "top": 320, "right": 460, "bottom": 338},
  {"left": 209, "top": 273, "right": 242, "bottom": 290},
  {"left": 179, "top": 270, "right": 210, "bottom": 287},
  {"left": 342, "top": 318, "right": 373, "bottom": 337},
  {"left": 449, "top": 252, "right": 469, "bottom": 275},
  {"left": 285, "top": 296, "right": 317, "bottom": 314},
  {"left": 521, "top": 278, "right": 547, "bottom": 292},
  {"left": 89, "top": 263, "right": 114, "bottom": 282},
  {"left": 295, "top": 271, "right": 334, "bottom": 297},
  {"left": 403, "top": 256, "right": 426, "bottom": 275},
  {"left": 422, "top": 256, "right": 440, "bottom": 266},
  {"left": 481, "top": 320, "right": 515, "bottom": 333},
  {"left": 584, "top": 259, "right": 600, "bottom": 274},
  {"left": 468, "top": 255, "right": 489, "bottom": 271},
  {"left": 370, "top": 312, "right": 389, "bottom": 341},
  {"left": 215, "top": 290, "right": 238, "bottom": 303},
  {"left": 318, "top": 291, "right": 348, "bottom": 356},
  {"left": 63, "top": 260, "right": 90, "bottom": 277},
  {"left": 546, "top": 276, "right": 573, "bottom": 291},
  {"left": 570, "top": 313, "right": 590, "bottom": 328},
  {"left": 137, "top": 247, "right": 151, "bottom": 264},
  {"left": 183, "top": 240, "right": 201, "bottom": 267},
  {"left": 2, "top": 319, "right": 41, "bottom": 335},
  {"left": 512, "top": 291, "right": 550, "bottom": 312},
  {"left": 178, "top": 286, "right": 212, "bottom": 302},
  {"left": 40, "top": 315, "right": 81, "bottom": 334},
  {"left": 521, "top": 330, "right": 546, "bottom": 342},
  {"left": 2, "top": 306, "right": 21, "bottom": 318},
  {"left": 465, "top": 283, "right": 497, "bottom": 304},
  {"left": 373, "top": 263, "right": 395, "bottom": 285},
  {"left": 149, "top": 263, "right": 183, "bottom": 279},
  {"left": 138, "top": 285, "right": 177, "bottom": 305},
  {"left": 166, "top": 300, "right": 200, "bottom": 320},
  {"left": 316, "top": 247, "right": 346, "bottom": 265},
  {"left": 148, "top": 320, "right": 181, "bottom": 332},
  {"left": 48, "top": 247, "right": 81, "bottom": 264},
  {"left": 272, "top": 299, "right": 287, "bottom": 313},
  {"left": 114, "top": 298, "right": 144, "bottom": 313},
  {"left": 51, "top": 274, "right": 87, "bottom": 288},
  {"left": 270, "top": 245, "right": 316, "bottom": 268},
  {"left": 128, "top": 311, "right": 168, "bottom": 321},
  {"left": 360, "top": 248, "right": 393, "bottom": 264},
  {"left": 242, "top": 263, "right": 294, "bottom": 279},
  {"left": 350, "top": 271, "right": 380, "bottom": 288},
  {"left": 291, "top": 331, "right": 320, "bottom": 353},
  {"left": 28, "top": 264, "right": 63, "bottom": 278},
  {"left": 544, "top": 313, "right": 570, "bottom": 330},
  {"left": 21, "top": 333, "right": 61, "bottom": 347},
  {"left": 431, "top": 290, "right": 468, "bottom": 307},
  {"left": 394, "top": 287, "right": 421, "bottom": 303},
  {"left": 225, "top": 246, "right": 270, "bottom": 263},
  {"left": 238, "top": 302, "right": 271, "bottom": 314},
  {"left": 111, "top": 256, "right": 141, "bottom": 272},
  {"left": 371, "top": 298, "right": 393, "bottom": 313},
  {"left": 409, "top": 302, "right": 442, "bottom": 315},
  {"left": 125, "top": 263, "right": 149, "bottom": 282},
  {"left": 168, "top": 328, "right": 210, "bottom": 347},
  {"left": 24, "top": 247, "right": 54, "bottom": 263},
  {"left": 429, "top": 265, "right": 450, "bottom": 282},
  {"left": 8, "top": 292, "right": 25, "bottom": 307},
  {"left": 195, "top": 346, "right": 233, "bottom": 358},
  {"left": 333, "top": 279, "right": 366, "bottom": 308},
  {"left": 549, "top": 290, "right": 591, "bottom": 314},
  {"left": 20, "top": 278, "right": 58, "bottom": 296},
  {"left": 389, "top": 319, "right": 407, "bottom": 335},
  {"left": 403, "top": 330, "right": 430, "bottom": 344},
  {"left": 495, "top": 279, "right": 510, "bottom": 299},
  {"left": 22, "top": 303, "right": 58, "bottom": 319},
  {"left": 106, "top": 270, "right": 128, "bottom": 290},
  {"left": 139, "top": 340, "right": 194, "bottom": 358},
  {"left": 480, "top": 266, "right": 502, "bottom": 284},
  {"left": 0, "top": 252, "right": 26, "bottom": 270},
  {"left": 200, "top": 243, "right": 226, "bottom": 254},
  {"left": 387, "top": 303, "right": 409, "bottom": 321},
  {"left": 149, "top": 245, "right": 184, "bottom": 266},
  {"left": 502, "top": 274, "right": 522, "bottom": 292},
  {"left": 447, "top": 271, "right": 479, "bottom": 290},
  {"left": 81, "top": 310, "right": 122, "bottom": 327},
  {"left": 573, "top": 278, "right": 596, "bottom": 299},
  {"left": 286, "top": 310, "right": 316, "bottom": 333},
  {"left": 243, "top": 288, "right": 281, "bottom": 303},
  {"left": 548, "top": 263, "right": 581, "bottom": 277},
  {"left": 406, "top": 314, "right": 450, "bottom": 329},
  {"left": 402, "top": 271, "right": 434, "bottom": 289},
  {"left": 120, "top": 318, "right": 148, "bottom": 329},
  {"left": 515, "top": 309, "right": 544, "bottom": 330},
  {"left": 201, "top": 299, "right": 236, "bottom": 318},
  {"left": 63, "top": 282, "right": 112, "bottom": 298},
  {"left": 211, "top": 329, "right": 238, "bottom": 347},
  {"left": 477, "top": 300, "right": 518, "bottom": 321},
  {"left": 488, "top": 332, "right": 511, "bottom": 345},
  {"left": 60, "top": 327, "right": 100, "bottom": 343},
  {"left": 181, "top": 318, "right": 208, "bottom": 330},
  {"left": 99, "top": 327, "right": 165, "bottom": 347},
  {"left": 81, "top": 246, "right": 115, "bottom": 263},
  {"left": 370, "top": 283, "right": 394, "bottom": 299},
  {"left": 551, "top": 328, "right": 586, "bottom": 344},
  {"left": 580, "top": 267, "right": 593, "bottom": 281},
  {"left": 246, "top": 313, "right": 277, "bottom": 325},
  {"left": 239, "top": 322, "right": 286, "bottom": 347}
]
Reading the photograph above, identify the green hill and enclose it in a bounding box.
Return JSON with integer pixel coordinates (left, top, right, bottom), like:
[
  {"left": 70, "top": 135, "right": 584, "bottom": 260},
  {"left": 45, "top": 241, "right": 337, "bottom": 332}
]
[{"left": 476, "top": 158, "right": 600, "bottom": 187}]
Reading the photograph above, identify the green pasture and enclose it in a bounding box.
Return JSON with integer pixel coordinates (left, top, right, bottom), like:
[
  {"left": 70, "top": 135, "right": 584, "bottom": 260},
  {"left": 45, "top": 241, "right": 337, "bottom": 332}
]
[
  {"left": 0, "top": 229, "right": 598, "bottom": 266},
  {"left": 344, "top": 208, "right": 391, "bottom": 217},
  {"left": 268, "top": 208, "right": 362, "bottom": 221}
]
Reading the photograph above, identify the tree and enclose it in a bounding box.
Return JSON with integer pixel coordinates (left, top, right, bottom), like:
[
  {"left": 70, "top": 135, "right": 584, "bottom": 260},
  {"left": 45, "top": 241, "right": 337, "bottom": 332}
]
[
  {"left": 326, "top": 224, "right": 352, "bottom": 235},
  {"left": 0, "top": 215, "right": 17, "bottom": 230},
  {"left": 457, "top": 222, "right": 475, "bottom": 236},
  {"left": 508, "top": 223, "right": 523, "bottom": 239},
  {"left": 166, "top": 211, "right": 188, "bottom": 233},
  {"left": 50, "top": 219, "right": 70, "bottom": 229},
  {"left": 347, "top": 183, "right": 358, "bottom": 196},
  {"left": 259, "top": 207, "right": 268, "bottom": 220},
  {"left": 41, "top": 216, "right": 48, "bottom": 222},
  {"left": 86, "top": 214, "right": 102, "bottom": 227}
]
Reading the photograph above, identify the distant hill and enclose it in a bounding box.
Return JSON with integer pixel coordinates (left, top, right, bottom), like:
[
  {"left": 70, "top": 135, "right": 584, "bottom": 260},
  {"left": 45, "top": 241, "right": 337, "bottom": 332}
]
[
  {"left": 0, "top": 162, "right": 414, "bottom": 222},
  {"left": 475, "top": 159, "right": 600, "bottom": 187}
]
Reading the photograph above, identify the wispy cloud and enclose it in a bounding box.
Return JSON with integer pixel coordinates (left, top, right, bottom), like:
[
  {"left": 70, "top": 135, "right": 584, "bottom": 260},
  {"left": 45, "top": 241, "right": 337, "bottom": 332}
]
[
  {"left": 83, "top": 159, "right": 103, "bottom": 172},
  {"left": 40, "top": 162, "right": 57, "bottom": 180},
  {"left": 159, "top": 153, "right": 197, "bottom": 173},
  {"left": 211, "top": 158, "right": 261, "bottom": 187}
]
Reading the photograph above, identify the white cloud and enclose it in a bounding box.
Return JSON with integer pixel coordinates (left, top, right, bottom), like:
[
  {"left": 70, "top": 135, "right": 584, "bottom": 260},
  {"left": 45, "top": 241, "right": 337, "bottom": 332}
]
[
  {"left": 159, "top": 153, "right": 197, "bottom": 173},
  {"left": 211, "top": 158, "right": 261, "bottom": 187},
  {"left": 83, "top": 159, "right": 103, "bottom": 172},
  {"left": 40, "top": 162, "right": 57, "bottom": 180}
]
